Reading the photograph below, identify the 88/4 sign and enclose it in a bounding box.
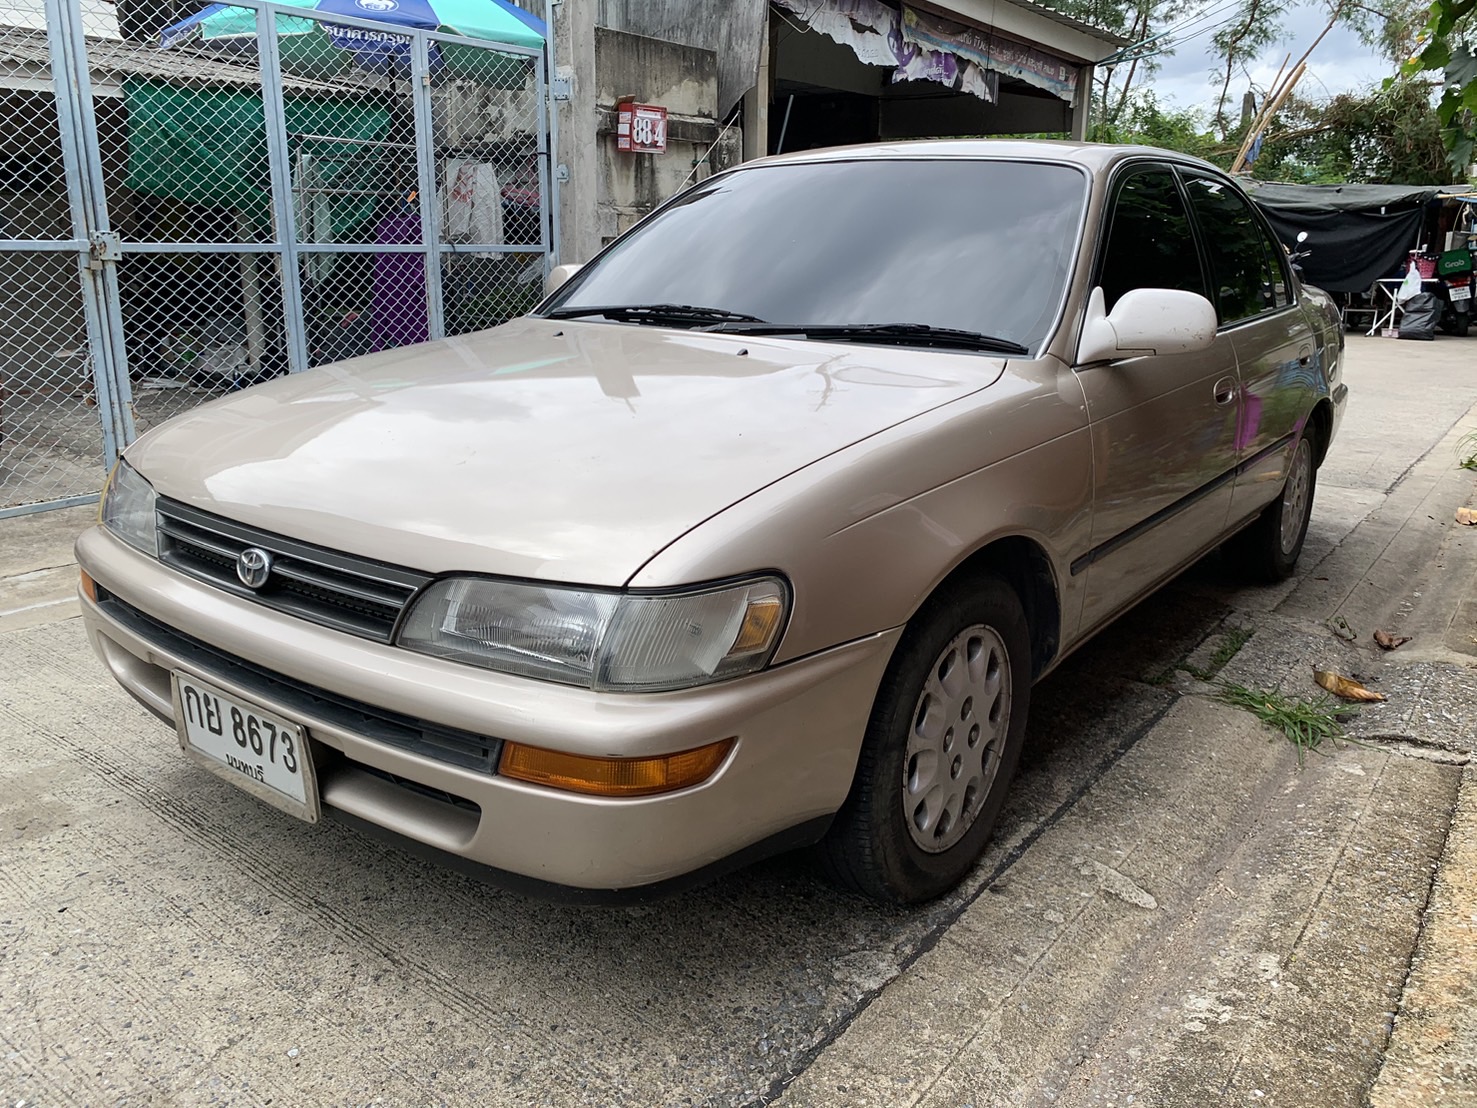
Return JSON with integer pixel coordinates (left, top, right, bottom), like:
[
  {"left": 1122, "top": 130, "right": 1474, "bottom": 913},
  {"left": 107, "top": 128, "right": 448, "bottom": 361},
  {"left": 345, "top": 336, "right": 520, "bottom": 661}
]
[{"left": 617, "top": 102, "right": 668, "bottom": 154}]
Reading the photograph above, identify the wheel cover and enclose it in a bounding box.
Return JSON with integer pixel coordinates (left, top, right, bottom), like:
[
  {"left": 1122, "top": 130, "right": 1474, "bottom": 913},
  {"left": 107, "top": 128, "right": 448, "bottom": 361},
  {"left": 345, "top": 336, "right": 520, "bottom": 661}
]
[
  {"left": 902, "top": 624, "right": 1012, "bottom": 854},
  {"left": 1280, "top": 438, "right": 1313, "bottom": 554}
]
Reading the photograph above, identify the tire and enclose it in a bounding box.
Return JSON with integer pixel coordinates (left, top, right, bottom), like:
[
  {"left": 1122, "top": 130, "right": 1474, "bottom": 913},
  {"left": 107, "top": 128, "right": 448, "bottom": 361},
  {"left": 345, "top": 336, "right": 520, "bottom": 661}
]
[
  {"left": 818, "top": 574, "right": 1032, "bottom": 904},
  {"left": 1231, "top": 430, "right": 1317, "bottom": 583},
  {"left": 1455, "top": 313, "right": 1471, "bottom": 337}
]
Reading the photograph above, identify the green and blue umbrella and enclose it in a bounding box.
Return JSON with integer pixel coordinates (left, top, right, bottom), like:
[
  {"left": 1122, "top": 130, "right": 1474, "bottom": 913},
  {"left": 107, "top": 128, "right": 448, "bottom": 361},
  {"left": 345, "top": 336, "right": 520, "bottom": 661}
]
[{"left": 159, "top": 0, "right": 545, "bottom": 80}]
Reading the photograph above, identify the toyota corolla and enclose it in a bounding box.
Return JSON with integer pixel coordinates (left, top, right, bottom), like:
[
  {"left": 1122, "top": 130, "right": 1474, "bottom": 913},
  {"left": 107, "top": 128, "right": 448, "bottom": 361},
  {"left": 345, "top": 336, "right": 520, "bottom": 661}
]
[{"left": 77, "top": 141, "right": 1346, "bottom": 903}]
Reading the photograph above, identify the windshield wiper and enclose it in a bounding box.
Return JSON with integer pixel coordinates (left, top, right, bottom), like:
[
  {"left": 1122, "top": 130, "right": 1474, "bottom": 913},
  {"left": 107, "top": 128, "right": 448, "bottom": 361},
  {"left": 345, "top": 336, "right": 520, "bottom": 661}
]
[
  {"left": 545, "top": 303, "right": 766, "bottom": 325},
  {"left": 701, "top": 321, "right": 1028, "bottom": 355}
]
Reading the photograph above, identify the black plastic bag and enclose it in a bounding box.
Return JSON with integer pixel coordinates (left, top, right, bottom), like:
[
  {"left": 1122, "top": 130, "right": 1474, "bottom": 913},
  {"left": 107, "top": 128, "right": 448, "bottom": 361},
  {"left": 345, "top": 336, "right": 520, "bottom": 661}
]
[{"left": 1399, "top": 292, "right": 1439, "bottom": 340}]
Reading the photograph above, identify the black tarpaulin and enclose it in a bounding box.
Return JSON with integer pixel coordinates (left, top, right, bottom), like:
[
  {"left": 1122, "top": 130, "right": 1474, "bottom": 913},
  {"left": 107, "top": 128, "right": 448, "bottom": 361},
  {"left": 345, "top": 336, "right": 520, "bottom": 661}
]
[
  {"left": 1247, "top": 182, "right": 1445, "bottom": 213},
  {"left": 1246, "top": 182, "right": 1440, "bottom": 294},
  {"left": 1259, "top": 205, "right": 1424, "bottom": 293}
]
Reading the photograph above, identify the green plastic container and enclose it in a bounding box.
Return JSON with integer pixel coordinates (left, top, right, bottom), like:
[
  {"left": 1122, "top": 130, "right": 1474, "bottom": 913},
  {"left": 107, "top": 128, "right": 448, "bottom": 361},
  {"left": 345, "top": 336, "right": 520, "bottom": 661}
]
[{"left": 1438, "top": 248, "right": 1473, "bottom": 276}]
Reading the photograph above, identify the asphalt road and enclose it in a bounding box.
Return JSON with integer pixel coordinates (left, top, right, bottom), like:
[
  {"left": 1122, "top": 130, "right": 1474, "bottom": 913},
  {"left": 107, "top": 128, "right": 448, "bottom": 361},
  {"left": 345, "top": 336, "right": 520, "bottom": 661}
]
[{"left": 2, "top": 334, "right": 1475, "bottom": 1106}]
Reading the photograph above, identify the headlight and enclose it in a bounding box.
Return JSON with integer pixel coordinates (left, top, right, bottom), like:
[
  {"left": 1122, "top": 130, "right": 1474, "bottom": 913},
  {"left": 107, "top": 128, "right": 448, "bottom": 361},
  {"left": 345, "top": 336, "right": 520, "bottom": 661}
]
[
  {"left": 100, "top": 460, "right": 158, "bottom": 557},
  {"left": 397, "top": 576, "right": 789, "bottom": 691}
]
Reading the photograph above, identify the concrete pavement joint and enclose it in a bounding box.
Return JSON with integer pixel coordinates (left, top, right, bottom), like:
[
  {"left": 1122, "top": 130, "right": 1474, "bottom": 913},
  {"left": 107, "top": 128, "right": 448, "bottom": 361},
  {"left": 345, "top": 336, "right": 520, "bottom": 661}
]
[
  {"left": 1383, "top": 402, "right": 1476, "bottom": 496},
  {"left": 2, "top": 564, "right": 78, "bottom": 583},
  {"left": 754, "top": 691, "right": 1181, "bottom": 1106},
  {"left": 1369, "top": 765, "right": 1470, "bottom": 1107},
  {"left": 1353, "top": 736, "right": 1472, "bottom": 765}
]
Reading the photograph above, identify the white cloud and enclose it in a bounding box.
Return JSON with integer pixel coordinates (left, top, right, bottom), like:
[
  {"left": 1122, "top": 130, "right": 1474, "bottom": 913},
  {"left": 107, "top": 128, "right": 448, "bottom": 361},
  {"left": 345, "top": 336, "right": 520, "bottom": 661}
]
[{"left": 1132, "top": 4, "right": 1392, "bottom": 115}]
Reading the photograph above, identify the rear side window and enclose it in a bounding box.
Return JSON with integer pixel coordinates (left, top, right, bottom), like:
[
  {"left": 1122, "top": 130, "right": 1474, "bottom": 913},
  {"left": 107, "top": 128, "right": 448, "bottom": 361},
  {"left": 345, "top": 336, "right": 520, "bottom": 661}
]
[
  {"left": 1259, "top": 225, "right": 1292, "bottom": 307},
  {"left": 1097, "top": 167, "right": 1207, "bottom": 313},
  {"left": 1183, "top": 175, "right": 1280, "bottom": 323}
]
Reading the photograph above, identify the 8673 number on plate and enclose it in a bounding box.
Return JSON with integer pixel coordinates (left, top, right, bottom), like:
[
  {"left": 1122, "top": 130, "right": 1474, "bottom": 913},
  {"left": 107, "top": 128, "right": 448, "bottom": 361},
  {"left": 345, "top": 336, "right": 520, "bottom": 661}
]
[{"left": 173, "top": 672, "right": 318, "bottom": 821}]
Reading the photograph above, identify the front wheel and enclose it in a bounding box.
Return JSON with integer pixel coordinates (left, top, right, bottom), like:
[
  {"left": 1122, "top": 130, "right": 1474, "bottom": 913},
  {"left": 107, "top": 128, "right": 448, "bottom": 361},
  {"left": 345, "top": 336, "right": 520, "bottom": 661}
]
[
  {"left": 818, "top": 575, "right": 1032, "bottom": 904},
  {"left": 1230, "top": 430, "right": 1317, "bottom": 583}
]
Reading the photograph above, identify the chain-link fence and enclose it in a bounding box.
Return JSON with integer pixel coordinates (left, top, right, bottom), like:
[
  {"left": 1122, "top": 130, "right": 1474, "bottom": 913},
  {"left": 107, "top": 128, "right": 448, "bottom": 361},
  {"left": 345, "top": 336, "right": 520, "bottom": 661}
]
[
  {"left": 0, "top": 2, "right": 110, "bottom": 514},
  {"left": 0, "top": 0, "right": 551, "bottom": 516}
]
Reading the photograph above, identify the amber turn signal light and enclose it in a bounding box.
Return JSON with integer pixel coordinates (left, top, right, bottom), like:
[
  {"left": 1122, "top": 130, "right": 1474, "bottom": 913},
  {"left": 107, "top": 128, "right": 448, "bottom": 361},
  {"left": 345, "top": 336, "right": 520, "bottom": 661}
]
[
  {"left": 730, "top": 595, "right": 784, "bottom": 655},
  {"left": 498, "top": 738, "right": 735, "bottom": 797},
  {"left": 79, "top": 568, "right": 98, "bottom": 603}
]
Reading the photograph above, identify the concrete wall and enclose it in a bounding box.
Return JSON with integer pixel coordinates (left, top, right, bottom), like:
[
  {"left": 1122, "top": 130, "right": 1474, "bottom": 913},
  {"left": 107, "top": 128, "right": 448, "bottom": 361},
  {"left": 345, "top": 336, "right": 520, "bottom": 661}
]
[
  {"left": 554, "top": 16, "right": 741, "bottom": 263},
  {"left": 596, "top": 0, "right": 768, "bottom": 116},
  {"left": 592, "top": 28, "right": 719, "bottom": 245},
  {"left": 552, "top": 2, "right": 600, "bottom": 265}
]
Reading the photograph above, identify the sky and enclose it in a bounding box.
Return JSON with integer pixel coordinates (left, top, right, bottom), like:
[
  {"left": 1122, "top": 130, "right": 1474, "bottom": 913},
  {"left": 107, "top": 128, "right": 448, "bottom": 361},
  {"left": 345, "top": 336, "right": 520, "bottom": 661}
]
[{"left": 1137, "top": 2, "right": 1398, "bottom": 115}]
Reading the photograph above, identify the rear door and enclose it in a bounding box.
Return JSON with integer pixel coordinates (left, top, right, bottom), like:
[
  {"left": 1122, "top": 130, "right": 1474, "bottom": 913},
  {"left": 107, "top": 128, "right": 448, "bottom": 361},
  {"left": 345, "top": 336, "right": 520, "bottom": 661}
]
[
  {"left": 1178, "top": 173, "right": 1317, "bottom": 528},
  {"left": 1074, "top": 163, "right": 1243, "bottom": 634}
]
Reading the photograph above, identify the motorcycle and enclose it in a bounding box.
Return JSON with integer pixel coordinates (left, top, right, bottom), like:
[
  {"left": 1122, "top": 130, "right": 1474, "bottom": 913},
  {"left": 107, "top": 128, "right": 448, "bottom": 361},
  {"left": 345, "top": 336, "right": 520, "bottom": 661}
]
[{"left": 1436, "top": 248, "right": 1473, "bottom": 336}]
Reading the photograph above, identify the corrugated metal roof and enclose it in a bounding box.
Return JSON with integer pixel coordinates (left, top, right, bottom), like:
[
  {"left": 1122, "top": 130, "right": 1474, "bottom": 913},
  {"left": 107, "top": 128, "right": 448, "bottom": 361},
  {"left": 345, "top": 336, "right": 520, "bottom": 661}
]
[
  {"left": 0, "top": 25, "right": 394, "bottom": 94},
  {"left": 988, "top": 0, "right": 1132, "bottom": 50}
]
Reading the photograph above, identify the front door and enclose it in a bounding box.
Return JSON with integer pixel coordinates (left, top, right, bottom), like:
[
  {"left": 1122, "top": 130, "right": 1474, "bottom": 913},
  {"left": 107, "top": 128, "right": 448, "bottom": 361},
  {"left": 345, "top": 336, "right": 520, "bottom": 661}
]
[
  {"left": 1075, "top": 164, "right": 1242, "bottom": 634},
  {"left": 1178, "top": 174, "right": 1320, "bottom": 527}
]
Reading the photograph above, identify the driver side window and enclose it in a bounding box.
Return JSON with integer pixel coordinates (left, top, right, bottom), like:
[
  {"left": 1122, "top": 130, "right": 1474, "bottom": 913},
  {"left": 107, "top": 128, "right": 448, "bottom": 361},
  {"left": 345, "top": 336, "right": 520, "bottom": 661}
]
[{"left": 1097, "top": 167, "right": 1208, "bottom": 313}]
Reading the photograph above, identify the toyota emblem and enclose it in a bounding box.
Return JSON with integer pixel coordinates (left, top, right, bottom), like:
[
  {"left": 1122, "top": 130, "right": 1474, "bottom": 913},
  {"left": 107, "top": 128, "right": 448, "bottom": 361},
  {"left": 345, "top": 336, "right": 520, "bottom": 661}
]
[{"left": 236, "top": 547, "right": 273, "bottom": 590}]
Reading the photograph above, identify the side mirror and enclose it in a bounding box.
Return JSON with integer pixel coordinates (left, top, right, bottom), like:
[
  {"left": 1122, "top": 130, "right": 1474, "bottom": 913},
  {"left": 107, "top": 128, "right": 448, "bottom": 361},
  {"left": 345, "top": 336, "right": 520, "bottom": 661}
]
[
  {"left": 1296, "top": 230, "right": 1309, "bottom": 245},
  {"left": 1077, "top": 287, "right": 1218, "bottom": 364},
  {"left": 545, "top": 262, "right": 583, "bottom": 296}
]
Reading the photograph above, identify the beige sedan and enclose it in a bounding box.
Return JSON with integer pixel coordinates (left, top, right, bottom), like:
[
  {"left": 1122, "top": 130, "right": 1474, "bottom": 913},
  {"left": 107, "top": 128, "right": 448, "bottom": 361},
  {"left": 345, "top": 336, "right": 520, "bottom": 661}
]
[{"left": 77, "top": 141, "right": 1346, "bottom": 903}]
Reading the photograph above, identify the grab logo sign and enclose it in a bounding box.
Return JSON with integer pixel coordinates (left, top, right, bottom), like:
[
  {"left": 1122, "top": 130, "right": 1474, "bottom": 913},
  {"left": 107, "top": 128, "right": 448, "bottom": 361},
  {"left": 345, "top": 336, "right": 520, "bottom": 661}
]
[{"left": 616, "top": 102, "right": 668, "bottom": 154}]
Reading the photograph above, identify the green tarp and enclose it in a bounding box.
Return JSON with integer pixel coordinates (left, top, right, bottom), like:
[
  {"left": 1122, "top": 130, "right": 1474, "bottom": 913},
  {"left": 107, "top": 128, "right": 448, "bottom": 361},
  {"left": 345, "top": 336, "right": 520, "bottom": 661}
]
[{"left": 123, "top": 77, "right": 393, "bottom": 236}]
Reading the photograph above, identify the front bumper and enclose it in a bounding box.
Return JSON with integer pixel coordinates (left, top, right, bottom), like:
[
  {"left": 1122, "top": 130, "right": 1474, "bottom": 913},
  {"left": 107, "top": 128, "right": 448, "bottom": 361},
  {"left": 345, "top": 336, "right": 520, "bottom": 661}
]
[{"left": 76, "top": 526, "right": 899, "bottom": 894}]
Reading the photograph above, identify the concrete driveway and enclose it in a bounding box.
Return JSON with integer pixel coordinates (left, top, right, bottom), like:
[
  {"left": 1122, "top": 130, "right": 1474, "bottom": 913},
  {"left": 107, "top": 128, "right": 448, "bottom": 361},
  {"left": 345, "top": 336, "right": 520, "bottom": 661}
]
[{"left": 2, "top": 335, "right": 1474, "bottom": 1106}]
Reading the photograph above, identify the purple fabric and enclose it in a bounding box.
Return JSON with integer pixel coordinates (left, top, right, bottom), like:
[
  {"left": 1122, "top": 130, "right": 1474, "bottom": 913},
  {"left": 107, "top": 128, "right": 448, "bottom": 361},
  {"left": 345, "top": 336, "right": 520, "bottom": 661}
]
[
  {"left": 1235, "top": 390, "right": 1263, "bottom": 452},
  {"left": 371, "top": 213, "right": 429, "bottom": 351}
]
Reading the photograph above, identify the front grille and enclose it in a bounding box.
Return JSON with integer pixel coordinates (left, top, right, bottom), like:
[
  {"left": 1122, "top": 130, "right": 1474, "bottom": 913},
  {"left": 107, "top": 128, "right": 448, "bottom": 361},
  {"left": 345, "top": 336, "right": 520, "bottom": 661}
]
[
  {"left": 156, "top": 498, "right": 432, "bottom": 643},
  {"left": 99, "top": 592, "right": 500, "bottom": 775},
  {"left": 356, "top": 764, "right": 482, "bottom": 813}
]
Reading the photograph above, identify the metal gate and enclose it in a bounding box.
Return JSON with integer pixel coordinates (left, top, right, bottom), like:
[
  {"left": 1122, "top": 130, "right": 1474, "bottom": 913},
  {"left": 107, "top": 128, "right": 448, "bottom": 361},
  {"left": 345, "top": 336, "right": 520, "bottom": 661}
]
[{"left": 0, "top": 0, "right": 554, "bottom": 518}]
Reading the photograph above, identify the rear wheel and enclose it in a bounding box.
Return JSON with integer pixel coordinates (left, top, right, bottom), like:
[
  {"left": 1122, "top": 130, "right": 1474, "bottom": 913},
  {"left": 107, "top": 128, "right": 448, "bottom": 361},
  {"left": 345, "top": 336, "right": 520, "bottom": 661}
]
[
  {"left": 819, "top": 575, "right": 1031, "bottom": 903},
  {"left": 1231, "top": 430, "right": 1317, "bottom": 583}
]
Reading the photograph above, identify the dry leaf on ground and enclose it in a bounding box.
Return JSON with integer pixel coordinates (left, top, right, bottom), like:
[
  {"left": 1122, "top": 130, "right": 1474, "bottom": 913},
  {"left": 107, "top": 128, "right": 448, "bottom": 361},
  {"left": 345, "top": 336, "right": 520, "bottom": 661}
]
[
  {"left": 1457, "top": 506, "right": 1477, "bottom": 526},
  {"left": 1373, "top": 629, "right": 1412, "bottom": 651},
  {"left": 1314, "top": 668, "right": 1387, "bottom": 702}
]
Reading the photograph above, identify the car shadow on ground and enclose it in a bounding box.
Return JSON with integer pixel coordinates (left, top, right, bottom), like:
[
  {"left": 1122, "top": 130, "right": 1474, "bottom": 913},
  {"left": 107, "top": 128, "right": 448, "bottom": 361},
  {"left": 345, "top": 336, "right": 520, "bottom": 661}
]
[{"left": 228, "top": 553, "right": 1262, "bottom": 1096}]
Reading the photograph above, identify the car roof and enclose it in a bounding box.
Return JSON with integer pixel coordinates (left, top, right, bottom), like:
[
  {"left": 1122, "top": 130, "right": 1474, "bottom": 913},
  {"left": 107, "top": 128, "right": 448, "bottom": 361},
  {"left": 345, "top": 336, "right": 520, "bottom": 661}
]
[{"left": 749, "top": 139, "right": 1224, "bottom": 178}]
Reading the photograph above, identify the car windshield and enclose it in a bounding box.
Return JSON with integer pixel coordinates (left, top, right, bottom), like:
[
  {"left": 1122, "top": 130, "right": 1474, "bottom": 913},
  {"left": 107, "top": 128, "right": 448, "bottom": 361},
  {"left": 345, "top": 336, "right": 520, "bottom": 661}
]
[{"left": 541, "top": 158, "right": 1088, "bottom": 355}]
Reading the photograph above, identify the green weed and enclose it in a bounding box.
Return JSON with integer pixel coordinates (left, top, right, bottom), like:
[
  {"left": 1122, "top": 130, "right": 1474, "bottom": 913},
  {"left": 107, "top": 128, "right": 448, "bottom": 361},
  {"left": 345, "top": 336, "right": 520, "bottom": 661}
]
[
  {"left": 1458, "top": 430, "right": 1477, "bottom": 472},
  {"left": 1217, "top": 682, "right": 1355, "bottom": 765}
]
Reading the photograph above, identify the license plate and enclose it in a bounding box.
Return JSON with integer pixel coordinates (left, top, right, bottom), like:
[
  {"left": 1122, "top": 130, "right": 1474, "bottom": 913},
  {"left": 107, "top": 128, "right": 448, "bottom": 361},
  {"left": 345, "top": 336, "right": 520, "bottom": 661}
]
[
  {"left": 172, "top": 672, "right": 320, "bottom": 822},
  {"left": 1451, "top": 285, "right": 1471, "bottom": 301}
]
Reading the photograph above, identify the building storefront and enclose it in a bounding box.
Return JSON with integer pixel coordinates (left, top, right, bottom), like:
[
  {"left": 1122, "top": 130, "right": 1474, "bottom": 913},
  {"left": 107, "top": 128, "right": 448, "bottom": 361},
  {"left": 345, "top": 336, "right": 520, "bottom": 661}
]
[{"left": 550, "top": 0, "right": 1124, "bottom": 262}]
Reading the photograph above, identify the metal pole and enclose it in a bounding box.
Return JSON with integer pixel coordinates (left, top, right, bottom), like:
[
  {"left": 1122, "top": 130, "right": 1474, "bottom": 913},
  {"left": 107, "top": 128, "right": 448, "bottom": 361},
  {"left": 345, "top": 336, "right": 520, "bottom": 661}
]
[
  {"left": 543, "top": 0, "right": 561, "bottom": 267},
  {"left": 776, "top": 94, "right": 795, "bottom": 155},
  {"left": 412, "top": 30, "right": 445, "bottom": 341},
  {"left": 535, "top": 49, "right": 556, "bottom": 271},
  {"left": 257, "top": 0, "right": 309, "bottom": 372},
  {"left": 47, "top": 0, "right": 136, "bottom": 464}
]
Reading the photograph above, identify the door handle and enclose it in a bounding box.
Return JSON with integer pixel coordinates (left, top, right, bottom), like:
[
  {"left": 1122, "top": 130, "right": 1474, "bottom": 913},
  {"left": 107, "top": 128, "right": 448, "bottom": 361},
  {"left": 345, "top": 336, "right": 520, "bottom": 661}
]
[{"left": 1213, "top": 377, "right": 1238, "bottom": 405}]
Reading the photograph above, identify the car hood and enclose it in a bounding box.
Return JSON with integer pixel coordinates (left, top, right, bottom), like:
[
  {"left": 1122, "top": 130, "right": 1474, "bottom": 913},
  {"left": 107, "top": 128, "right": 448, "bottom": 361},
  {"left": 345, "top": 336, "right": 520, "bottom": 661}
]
[{"left": 126, "top": 317, "right": 1004, "bottom": 585}]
